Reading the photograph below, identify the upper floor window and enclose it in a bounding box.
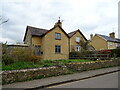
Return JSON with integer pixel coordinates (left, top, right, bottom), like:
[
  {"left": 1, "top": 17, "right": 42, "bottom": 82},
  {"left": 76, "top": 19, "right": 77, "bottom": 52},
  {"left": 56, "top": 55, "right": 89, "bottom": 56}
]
[
  {"left": 55, "top": 33, "right": 61, "bottom": 40},
  {"left": 76, "top": 37, "right": 80, "bottom": 42},
  {"left": 55, "top": 45, "right": 61, "bottom": 53},
  {"left": 116, "top": 43, "right": 118, "bottom": 47},
  {"left": 110, "top": 42, "right": 112, "bottom": 46}
]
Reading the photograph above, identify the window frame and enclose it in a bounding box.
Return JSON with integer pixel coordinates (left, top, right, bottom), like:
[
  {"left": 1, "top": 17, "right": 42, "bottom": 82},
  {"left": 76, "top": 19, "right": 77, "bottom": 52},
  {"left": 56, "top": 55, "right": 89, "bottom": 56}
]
[
  {"left": 110, "top": 42, "right": 113, "bottom": 46},
  {"left": 55, "top": 45, "right": 61, "bottom": 54},
  {"left": 35, "top": 45, "right": 41, "bottom": 56},
  {"left": 76, "top": 37, "right": 80, "bottom": 42},
  {"left": 76, "top": 45, "right": 81, "bottom": 51},
  {"left": 55, "top": 33, "right": 61, "bottom": 40}
]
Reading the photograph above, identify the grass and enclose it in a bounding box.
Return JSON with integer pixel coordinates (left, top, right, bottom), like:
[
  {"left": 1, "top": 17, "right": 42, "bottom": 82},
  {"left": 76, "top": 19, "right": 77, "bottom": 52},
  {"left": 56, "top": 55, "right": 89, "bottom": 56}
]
[{"left": 2, "top": 59, "right": 92, "bottom": 70}]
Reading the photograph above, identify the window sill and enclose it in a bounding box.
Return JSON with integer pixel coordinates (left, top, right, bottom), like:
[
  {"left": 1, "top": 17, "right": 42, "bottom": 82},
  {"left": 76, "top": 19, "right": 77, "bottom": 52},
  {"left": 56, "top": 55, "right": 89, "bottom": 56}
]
[
  {"left": 55, "top": 39, "right": 61, "bottom": 40},
  {"left": 55, "top": 53, "right": 61, "bottom": 54}
]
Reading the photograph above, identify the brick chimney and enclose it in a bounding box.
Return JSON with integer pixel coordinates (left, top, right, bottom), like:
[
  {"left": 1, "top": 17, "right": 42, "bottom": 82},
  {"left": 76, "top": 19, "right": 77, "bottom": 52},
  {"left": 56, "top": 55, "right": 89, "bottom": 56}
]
[
  {"left": 109, "top": 32, "right": 115, "bottom": 38},
  {"left": 90, "top": 34, "right": 93, "bottom": 40}
]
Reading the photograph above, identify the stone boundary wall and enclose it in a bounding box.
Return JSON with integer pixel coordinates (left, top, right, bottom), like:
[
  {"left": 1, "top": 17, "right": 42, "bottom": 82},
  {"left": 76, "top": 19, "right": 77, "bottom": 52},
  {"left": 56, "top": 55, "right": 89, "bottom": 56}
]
[
  {"left": 65, "top": 60, "right": 120, "bottom": 71},
  {"left": 1, "top": 60, "right": 120, "bottom": 85},
  {"left": 2, "top": 66, "right": 69, "bottom": 85}
]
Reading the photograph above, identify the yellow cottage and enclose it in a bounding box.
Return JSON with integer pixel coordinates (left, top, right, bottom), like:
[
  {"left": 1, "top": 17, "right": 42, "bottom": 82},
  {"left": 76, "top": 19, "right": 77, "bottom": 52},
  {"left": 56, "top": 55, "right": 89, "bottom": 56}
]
[
  {"left": 90, "top": 32, "right": 120, "bottom": 50},
  {"left": 23, "top": 20, "right": 87, "bottom": 60}
]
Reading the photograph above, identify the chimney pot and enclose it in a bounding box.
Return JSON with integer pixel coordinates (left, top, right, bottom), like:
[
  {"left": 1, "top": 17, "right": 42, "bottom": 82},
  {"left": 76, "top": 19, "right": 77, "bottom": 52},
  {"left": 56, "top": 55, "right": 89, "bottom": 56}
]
[
  {"left": 90, "top": 34, "right": 93, "bottom": 40},
  {"left": 109, "top": 32, "right": 115, "bottom": 38}
]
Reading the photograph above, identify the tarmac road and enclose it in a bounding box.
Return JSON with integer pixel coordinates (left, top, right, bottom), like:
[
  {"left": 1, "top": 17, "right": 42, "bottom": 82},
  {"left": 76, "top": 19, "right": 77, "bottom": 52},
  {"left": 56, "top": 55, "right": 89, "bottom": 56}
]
[{"left": 48, "top": 71, "right": 119, "bottom": 88}]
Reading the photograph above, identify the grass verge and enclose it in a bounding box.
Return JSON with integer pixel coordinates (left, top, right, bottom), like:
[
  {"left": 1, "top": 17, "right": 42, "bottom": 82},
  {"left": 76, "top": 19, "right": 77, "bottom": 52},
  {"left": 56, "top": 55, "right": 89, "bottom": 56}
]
[{"left": 2, "top": 59, "right": 92, "bottom": 70}]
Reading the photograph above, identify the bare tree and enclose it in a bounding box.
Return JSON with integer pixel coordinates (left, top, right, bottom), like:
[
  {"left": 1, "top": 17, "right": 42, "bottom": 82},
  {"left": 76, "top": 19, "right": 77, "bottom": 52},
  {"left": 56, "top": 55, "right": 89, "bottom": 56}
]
[{"left": 0, "top": 16, "right": 9, "bottom": 25}]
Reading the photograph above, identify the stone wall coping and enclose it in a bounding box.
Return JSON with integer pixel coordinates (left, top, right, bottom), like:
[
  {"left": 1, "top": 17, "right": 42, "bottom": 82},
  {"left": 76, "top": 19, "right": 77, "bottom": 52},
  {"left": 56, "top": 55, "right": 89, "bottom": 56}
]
[{"left": 1, "top": 66, "right": 67, "bottom": 74}]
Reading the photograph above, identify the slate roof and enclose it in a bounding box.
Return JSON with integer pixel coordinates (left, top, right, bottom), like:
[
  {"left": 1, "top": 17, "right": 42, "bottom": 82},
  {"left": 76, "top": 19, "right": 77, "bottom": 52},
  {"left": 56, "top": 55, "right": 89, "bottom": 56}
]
[
  {"left": 24, "top": 26, "right": 87, "bottom": 41},
  {"left": 23, "top": 26, "right": 49, "bottom": 41},
  {"left": 96, "top": 34, "right": 120, "bottom": 43},
  {"left": 68, "top": 30, "right": 87, "bottom": 41},
  {"left": 23, "top": 25, "right": 69, "bottom": 41},
  {"left": 68, "top": 30, "right": 76, "bottom": 37},
  {"left": 27, "top": 26, "right": 49, "bottom": 37}
]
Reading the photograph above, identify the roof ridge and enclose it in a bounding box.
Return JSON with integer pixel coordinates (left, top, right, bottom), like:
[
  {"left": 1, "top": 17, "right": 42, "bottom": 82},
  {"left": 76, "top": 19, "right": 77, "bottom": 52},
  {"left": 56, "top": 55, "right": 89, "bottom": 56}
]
[{"left": 68, "top": 29, "right": 78, "bottom": 34}]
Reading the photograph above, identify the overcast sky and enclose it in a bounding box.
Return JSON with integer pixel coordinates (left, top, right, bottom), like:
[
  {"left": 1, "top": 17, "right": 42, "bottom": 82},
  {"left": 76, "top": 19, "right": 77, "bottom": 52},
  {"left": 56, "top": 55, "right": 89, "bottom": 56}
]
[{"left": 0, "top": 0, "right": 119, "bottom": 44}]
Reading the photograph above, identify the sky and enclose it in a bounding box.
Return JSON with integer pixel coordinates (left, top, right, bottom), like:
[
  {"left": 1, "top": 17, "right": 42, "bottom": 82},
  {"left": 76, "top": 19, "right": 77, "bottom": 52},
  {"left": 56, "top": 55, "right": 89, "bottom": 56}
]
[{"left": 0, "top": 0, "right": 119, "bottom": 44}]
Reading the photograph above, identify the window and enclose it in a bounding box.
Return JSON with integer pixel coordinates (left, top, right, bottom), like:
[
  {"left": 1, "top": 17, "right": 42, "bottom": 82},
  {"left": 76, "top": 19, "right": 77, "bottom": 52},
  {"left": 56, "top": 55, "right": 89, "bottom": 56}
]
[
  {"left": 110, "top": 42, "right": 112, "bottom": 46},
  {"left": 35, "top": 45, "right": 40, "bottom": 56},
  {"left": 55, "top": 45, "right": 61, "bottom": 53},
  {"left": 76, "top": 45, "right": 80, "bottom": 51},
  {"left": 55, "top": 33, "right": 61, "bottom": 40},
  {"left": 76, "top": 37, "right": 80, "bottom": 42},
  {"left": 116, "top": 43, "right": 118, "bottom": 47}
]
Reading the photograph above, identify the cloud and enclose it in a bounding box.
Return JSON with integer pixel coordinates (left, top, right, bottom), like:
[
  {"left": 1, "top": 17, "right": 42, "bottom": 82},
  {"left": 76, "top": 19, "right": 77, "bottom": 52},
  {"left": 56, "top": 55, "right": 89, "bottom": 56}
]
[{"left": 0, "top": 0, "right": 119, "bottom": 44}]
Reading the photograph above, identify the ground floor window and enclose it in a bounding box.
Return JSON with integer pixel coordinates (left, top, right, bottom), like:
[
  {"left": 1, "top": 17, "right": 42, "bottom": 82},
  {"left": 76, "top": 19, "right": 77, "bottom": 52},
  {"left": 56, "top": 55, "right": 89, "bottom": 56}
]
[
  {"left": 76, "top": 45, "right": 80, "bottom": 51},
  {"left": 55, "top": 45, "right": 61, "bottom": 53},
  {"left": 35, "top": 45, "right": 40, "bottom": 56}
]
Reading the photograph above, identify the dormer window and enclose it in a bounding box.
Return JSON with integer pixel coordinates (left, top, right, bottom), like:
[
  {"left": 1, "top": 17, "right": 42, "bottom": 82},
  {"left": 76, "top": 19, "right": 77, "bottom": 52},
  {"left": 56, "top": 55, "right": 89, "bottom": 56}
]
[
  {"left": 76, "top": 37, "right": 80, "bottom": 42},
  {"left": 55, "top": 33, "right": 61, "bottom": 40}
]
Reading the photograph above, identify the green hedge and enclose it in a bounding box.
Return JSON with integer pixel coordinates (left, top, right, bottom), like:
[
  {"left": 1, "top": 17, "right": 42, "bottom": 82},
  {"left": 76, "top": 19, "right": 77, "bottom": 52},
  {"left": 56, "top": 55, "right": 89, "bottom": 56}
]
[{"left": 110, "top": 49, "right": 120, "bottom": 57}]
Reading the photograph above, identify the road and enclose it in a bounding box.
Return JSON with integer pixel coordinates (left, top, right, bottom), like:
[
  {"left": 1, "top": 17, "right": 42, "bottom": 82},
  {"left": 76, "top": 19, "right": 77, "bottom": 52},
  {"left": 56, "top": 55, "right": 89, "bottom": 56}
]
[{"left": 48, "top": 72, "right": 119, "bottom": 88}]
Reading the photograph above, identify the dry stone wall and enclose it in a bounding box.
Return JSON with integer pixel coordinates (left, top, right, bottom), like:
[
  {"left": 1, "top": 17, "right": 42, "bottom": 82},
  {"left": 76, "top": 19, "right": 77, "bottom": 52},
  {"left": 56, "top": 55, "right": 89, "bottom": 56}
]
[
  {"left": 2, "top": 60, "right": 120, "bottom": 85},
  {"left": 65, "top": 60, "right": 119, "bottom": 71},
  {"left": 2, "top": 66, "right": 69, "bottom": 84}
]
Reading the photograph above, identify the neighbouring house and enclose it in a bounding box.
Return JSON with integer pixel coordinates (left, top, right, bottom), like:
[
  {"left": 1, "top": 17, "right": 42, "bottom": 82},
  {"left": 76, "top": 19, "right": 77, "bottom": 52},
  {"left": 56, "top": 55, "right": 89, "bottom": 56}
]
[
  {"left": 90, "top": 32, "right": 120, "bottom": 50},
  {"left": 68, "top": 30, "right": 87, "bottom": 52},
  {"left": 23, "top": 20, "right": 87, "bottom": 60}
]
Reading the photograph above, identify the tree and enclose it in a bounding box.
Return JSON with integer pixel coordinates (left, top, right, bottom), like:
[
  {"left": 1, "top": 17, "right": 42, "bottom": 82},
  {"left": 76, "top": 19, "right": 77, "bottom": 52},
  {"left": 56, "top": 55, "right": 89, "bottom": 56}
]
[
  {"left": 79, "top": 40, "right": 94, "bottom": 52},
  {"left": 0, "top": 16, "right": 9, "bottom": 25}
]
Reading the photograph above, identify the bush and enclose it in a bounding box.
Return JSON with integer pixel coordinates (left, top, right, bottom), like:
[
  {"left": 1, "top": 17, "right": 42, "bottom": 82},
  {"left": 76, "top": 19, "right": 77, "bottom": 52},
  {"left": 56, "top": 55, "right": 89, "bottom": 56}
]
[
  {"left": 2, "top": 46, "right": 41, "bottom": 65},
  {"left": 110, "top": 49, "right": 120, "bottom": 57},
  {"left": 2, "top": 55, "right": 14, "bottom": 65}
]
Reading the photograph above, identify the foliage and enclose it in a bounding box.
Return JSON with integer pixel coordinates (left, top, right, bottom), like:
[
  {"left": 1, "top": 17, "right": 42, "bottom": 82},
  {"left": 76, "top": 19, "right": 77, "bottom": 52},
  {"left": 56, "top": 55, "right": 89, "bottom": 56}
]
[
  {"left": 2, "top": 55, "right": 14, "bottom": 65},
  {"left": 100, "top": 49, "right": 111, "bottom": 54},
  {"left": 78, "top": 40, "right": 89, "bottom": 52},
  {"left": 2, "top": 43, "right": 41, "bottom": 65},
  {"left": 78, "top": 40, "right": 94, "bottom": 52},
  {"left": 2, "top": 59, "right": 92, "bottom": 70},
  {"left": 110, "top": 49, "right": 120, "bottom": 57},
  {"left": 2, "top": 61, "right": 44, "bottom": 70}
]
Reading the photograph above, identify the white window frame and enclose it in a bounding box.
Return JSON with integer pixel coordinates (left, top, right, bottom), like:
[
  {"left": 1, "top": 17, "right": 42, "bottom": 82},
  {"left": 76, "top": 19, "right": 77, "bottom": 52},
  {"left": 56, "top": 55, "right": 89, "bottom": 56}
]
[
  {"left": 55, "top": 33, "right": 61, "bottom": 40},
  {"left": 76, "top": 45, "right": 80, "bottom": 51},
  {"left": 110, "top": 42, "right": 112, "bottom": 46},
  {"left": 76, "top": 37, "right": 80, "bottom": 42}
]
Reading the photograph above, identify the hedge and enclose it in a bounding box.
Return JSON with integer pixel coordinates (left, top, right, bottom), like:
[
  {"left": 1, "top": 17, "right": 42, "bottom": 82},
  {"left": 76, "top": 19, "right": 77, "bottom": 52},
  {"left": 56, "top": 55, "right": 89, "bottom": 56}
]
[{"left": 110, "top": 49, "right": 120, "bottom": 57}]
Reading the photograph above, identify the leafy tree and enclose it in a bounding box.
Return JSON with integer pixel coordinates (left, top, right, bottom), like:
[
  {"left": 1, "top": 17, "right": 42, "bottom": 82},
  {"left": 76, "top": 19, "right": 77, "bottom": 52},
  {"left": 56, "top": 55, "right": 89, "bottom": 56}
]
[{"left": 79, "top": 40, "right": 94, "bottom": 52}]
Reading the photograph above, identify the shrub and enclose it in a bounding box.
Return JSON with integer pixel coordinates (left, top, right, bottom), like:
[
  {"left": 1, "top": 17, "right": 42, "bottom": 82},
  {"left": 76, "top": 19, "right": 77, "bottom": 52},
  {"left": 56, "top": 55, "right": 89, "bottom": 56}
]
[
  {"left": 2, "top": 46, "right": 41, "bottom": 65},
  {"left": 100, "top": 49, "right": 111, "bottom": 54},
  {"left": 2, "top": 55, "right": 14, "bottom": 65},
  {"left": 110, "top": 49, "right": 120, "bottom": 57}
]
